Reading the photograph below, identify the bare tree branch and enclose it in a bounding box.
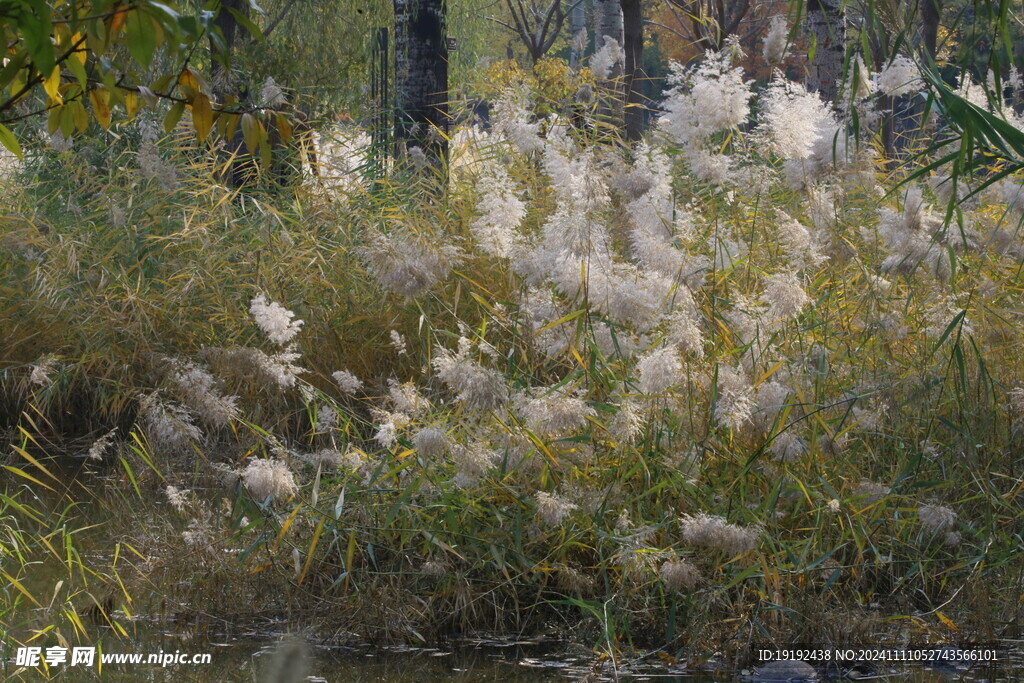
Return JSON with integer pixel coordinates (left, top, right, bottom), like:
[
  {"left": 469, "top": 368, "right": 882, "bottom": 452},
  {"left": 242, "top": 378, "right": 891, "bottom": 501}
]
[
  {"left": 659, "top": 0, "right": 766, "bottom": 54},
  {"left": 659, "top": 0, "right": 698, "bottom": 43},
  {"left": 643, "top": 18, "right": 692, "bottom": 41},
  {"left": 263, "top": 0, "right": 301, "bottom": 39},
  {"left": 494, "top": 0, "right": 571, "bottom": 61}
]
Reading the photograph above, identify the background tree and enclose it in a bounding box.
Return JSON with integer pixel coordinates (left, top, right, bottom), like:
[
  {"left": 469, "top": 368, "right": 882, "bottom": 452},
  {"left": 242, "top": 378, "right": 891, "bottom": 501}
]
[
  {"left": 496, "top": 0, "right": 575, "bottom": 62},
  {"left": 235, "top": 0, "right": 390, "bottom": 120},
  {"left": 393, "top": 0, "right": 450, "bottom": 169},
  {"left": 646, "top": 0, "right": 788, "bottom": 84},
  {"left": 849, "top": 0, "right": 965, "bottom": 157},
  {"left": 210, "top": 0, "right": 249, "bottom": 95},
  {"left": 921, "top": 0, "right": 942, "bottom": 58},
  {"left": 592, "top": 0, "right": 623, "bottom": 121},
  {"left": 805, "top": 0, "right": 846, "bottom": 102},
  {"left": 653, "top": 0, "right": 755, "bottom": 52},
  {"left": 594, "top": 0, "right": 623, "bottom": 50},
  {"left": 621, "top": 0, "right": 645, "bottom": 139},
  {"left": 570, "top": 0, "right": 588, "bottom": 69}
]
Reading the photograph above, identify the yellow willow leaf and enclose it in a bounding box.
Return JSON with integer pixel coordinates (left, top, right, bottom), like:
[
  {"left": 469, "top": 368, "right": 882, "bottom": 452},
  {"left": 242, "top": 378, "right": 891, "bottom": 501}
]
[
  {"left": 2, "top": 571, "right": 41, "bottom": 607},
  {"left": 241, "top": 112, "right": 261, "bottom": 154},
  {"left": 451, "top": 269, "right": 496, "bottom": 297},
  {"left": 523, "top": 428, "right": 559, "bottom": 469},
  {"left": 297, "top": 519, "right": 324, "bottom": 585},
  {"left": 275, "top": 113, "right": 291, "bottom": 143},
  {"left": 3, "top": 465, "right": 55, "bottom": 492},
  {"left": 65, "top": 608, "right": 87, "bottom": 639},
  {"left": 190, "top": 93, "right": 212, "bottom": 140},
  {"left": 272, "top": 502, "right": 304, "bottom": 551},
  {"left": 43, "top": 66, "right": 62, "bottom": 103},
  {"left": 89, "top": 88, "right": 111, "bottom": 129},
  {"left": 70, "top": 33, "right": 87, "bottom": 64},
  {"left": 468, "top": 292, "right": 498, "bottom": 315},
  {"left": 569, "top": 345, "right": 586, "bottom": 369},
  {"left": 123, "top": 92, "right": 140, "bottom": 118},
  {"left": 114, "top": 571, "right": 132, "bottom": 604},
  {"left": 119, "top": 543, "right": 147, "bottom": 561},
  {"left": 756, "top": 360, "right": 785, "bottom": 385},
  {"left": 35, "top": 532, "right": 58, "bottom": 558},
  {"left": 791, "top": 474, "right": 814, "bottom": 506},
  {"left": 534, "top": 308, "right": 584, "bottom": 334},
  {"left": 935, "top": 611, "right": 959, "bottom": 632},
  {"left": 11, "top": 444, "right": 60, "bottom": 484},
  {"left": 109, "top": 3, "right": 128, "bottom": 34},
  {"left": 179, "top": 68, "right": 199, "bottom": 98}
]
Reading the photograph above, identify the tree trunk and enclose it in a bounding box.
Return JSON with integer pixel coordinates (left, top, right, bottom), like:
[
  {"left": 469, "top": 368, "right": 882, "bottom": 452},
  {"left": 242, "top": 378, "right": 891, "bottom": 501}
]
[
  {"left": 805, "top": 0, "right": 845, "bottom": 104},
  {"left": 210, "top": 0, "right": 246, "bottom": 97},
  {"left": 393, "top": 0, "right": 449, "bottom": 170},
  {"left": 621, "top": 0, "right": 644, "bottom": 140},
  {"left": 594, "top": 0, "right": 622, "bottom": 59},
  {"left": 905, "top": 0, "right": 942, "bottom": 159},
  {"left": 594, "top": 0, "right": 623, "bottom": 123},
  {"left": 570, "top": 0, "right": 588, "bottom": 70},
  {"left": 921, "top": 0, "right": 941, "bottom": 59}
]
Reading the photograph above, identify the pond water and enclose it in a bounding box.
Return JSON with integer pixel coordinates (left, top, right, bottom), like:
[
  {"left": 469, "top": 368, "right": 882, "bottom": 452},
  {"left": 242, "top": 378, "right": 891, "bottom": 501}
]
[{"left": 16, "top": 622, "right": 1023, "bottom": 682}]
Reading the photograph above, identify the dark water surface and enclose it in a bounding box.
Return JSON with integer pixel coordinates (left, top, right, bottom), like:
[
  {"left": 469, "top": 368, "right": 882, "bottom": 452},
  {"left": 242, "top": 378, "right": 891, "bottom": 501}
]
[{"left": 18, "top": 623, "right": 1022, "bottom": 681}]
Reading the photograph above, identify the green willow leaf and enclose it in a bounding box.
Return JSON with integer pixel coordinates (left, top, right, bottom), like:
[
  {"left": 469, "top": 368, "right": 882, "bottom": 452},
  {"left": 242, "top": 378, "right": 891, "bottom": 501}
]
[{"left": 0, "top": 122, "right": 22, "bottom": 158}]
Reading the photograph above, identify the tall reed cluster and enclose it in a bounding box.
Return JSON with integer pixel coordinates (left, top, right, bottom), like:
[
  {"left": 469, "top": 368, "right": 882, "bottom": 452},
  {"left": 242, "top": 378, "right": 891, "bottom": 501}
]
[{"left": 2, "top": 37, "right": 1023, "bottom": 653}]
